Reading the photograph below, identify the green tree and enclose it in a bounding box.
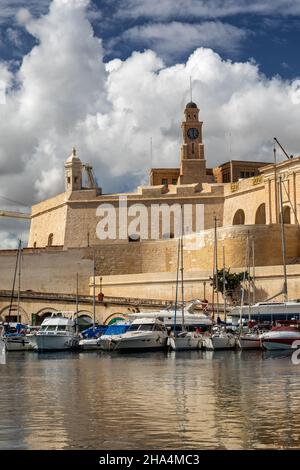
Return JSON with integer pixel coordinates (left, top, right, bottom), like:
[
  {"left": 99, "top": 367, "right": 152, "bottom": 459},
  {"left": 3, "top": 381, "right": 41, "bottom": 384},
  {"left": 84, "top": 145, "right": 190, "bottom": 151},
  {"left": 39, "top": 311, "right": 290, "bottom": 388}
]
[{"left": 210, "top": 268, "right": 251, "bottom": 299}]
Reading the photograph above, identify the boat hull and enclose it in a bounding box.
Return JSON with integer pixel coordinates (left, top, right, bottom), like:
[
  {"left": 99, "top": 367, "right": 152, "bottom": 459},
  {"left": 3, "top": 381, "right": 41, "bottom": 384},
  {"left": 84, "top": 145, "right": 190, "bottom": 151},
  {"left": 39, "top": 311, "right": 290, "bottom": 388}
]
[
  {"left": 238, "top": 335, "right": 261, "bottom": 350},
  {"left": 28, "top": 334, "right": 79, "bottom": 351},
  {"left": 204, "top": 334, "right": 236, "bottom": 350},
  {"left": 168, "top": 334, "right": 202, "bottom": 351},
  {"left": 262, "top": 330, "right": 300, "bottom": 351},
  {"left": 3, "top": 336, "right": 32, "bottom": 351},
  {"left": 79, "top": 338, "right": 101, "bottom": 350},
  {"left": 113, "top": 332, "right": 167, "bottom": 351}
]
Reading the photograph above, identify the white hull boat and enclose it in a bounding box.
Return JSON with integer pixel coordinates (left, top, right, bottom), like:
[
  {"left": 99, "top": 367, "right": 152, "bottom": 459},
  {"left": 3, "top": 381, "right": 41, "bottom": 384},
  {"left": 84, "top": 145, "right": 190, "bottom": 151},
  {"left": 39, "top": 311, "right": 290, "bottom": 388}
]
[
  {"left": 79, "top": 338, "right": 101, "bottom": 350},
  {"left": 203, "top": 331, "right": 236, "bottom": 350},
  {"left": 27, "top": 312, "right": 79, "bottom": 351},
  {"left": 101, "top": 318, "right": 168, "bottom": 352},
  {"left": 238, "top": 334, "right": 262, "bottom": 350},
  {"left": 261, "top": 326, "right": 300, "bottom": 351},
  {"left": 168, "top": 332, "right": 203, "bottom": 351}
]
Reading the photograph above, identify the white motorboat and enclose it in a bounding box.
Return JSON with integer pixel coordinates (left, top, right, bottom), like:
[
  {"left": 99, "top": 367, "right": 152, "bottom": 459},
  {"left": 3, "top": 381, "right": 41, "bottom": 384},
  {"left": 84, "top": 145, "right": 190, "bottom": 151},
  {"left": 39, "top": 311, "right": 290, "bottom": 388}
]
[
  {"left": 79, "top": 325, "right": 108, "bottom": 350},
  {"left": 97, "top": 323, "right": 130, "bottom": 351},
  {"left": 231, "top": 301, "right": 300, "bottom": 326},
  {"left": 128, "top": 300, "right": 212, "bottom": 330},
  {"left": 203, "top": 327, "right": 236, "bottom": 350},
  {"left": 100, "top": 318, "right": 168, "bottom": 352},
  {"left": 261, "top": 325, "right": 300, "bottom": 350},
  {"left": 168, "top": 330, "right": 203, "bottom": 351},
  {"left": 27, "top": 312, "right": 79, "bottom": 351}
]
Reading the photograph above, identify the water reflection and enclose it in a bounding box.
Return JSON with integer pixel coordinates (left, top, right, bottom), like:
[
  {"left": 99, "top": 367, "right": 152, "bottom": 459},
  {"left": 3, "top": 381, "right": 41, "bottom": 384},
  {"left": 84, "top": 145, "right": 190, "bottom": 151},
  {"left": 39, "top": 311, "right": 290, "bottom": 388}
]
[{"left": 0, "top": 351, "right": 300, "bottom": 449}]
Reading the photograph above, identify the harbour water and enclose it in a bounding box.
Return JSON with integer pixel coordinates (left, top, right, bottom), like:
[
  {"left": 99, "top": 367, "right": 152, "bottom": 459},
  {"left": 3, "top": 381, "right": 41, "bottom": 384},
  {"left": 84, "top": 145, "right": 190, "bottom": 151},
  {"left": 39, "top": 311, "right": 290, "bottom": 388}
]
[{"left": 1, "top": 350, "right": 300, "bottom": 450}]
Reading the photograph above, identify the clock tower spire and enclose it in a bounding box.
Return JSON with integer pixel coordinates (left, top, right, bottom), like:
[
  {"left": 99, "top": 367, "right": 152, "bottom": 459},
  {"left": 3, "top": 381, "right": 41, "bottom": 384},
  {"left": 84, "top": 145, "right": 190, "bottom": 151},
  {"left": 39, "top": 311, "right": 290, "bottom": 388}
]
[{"left": 179, "top": 101, "right": 207, "bottom": 185}]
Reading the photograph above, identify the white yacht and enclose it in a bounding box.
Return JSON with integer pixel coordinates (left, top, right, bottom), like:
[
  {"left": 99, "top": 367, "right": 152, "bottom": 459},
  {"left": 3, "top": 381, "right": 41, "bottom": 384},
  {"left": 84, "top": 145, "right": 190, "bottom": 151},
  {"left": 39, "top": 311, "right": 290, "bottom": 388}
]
[
  {"left": 128, "top": 300, "right": 212, "bottom": 329},
  {"left": 100, "top": 318, "right": 168, "bottom": 352},
  {"left": 203, "top": 327, "right": 236, "bottom": 350},
  {"left": 230, "top": 301, "right": 300, "bottom": 326},
  {"left": 27, "top": 312, "right": 79, "bottom": 351}
]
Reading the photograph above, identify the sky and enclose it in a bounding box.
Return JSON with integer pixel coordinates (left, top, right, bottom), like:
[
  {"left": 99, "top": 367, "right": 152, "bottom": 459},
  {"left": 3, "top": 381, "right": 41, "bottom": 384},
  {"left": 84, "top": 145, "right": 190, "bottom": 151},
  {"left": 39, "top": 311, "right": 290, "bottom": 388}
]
[{"left": 1, "top": 0, "right": 300, "bottom": 248}]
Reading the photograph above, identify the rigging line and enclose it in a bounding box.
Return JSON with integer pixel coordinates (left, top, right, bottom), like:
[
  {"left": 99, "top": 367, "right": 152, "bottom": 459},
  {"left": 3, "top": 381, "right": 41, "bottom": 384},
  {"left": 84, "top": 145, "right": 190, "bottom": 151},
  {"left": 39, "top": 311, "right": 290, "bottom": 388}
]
[{"left": 0, "top": 194, "right": 30, "bottom": 208}]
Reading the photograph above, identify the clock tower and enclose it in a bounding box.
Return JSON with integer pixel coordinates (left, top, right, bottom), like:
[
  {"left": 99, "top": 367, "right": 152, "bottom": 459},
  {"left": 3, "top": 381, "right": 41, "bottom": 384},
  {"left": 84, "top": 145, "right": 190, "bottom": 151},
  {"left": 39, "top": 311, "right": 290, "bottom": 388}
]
[{"left": 179, "top": 101, "right": 208, "bottom": 185}]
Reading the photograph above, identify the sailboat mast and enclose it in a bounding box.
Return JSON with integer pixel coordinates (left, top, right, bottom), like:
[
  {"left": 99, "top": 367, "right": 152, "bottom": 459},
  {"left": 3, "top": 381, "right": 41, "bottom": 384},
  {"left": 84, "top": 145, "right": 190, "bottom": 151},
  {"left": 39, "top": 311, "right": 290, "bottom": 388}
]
[
  {"left": 76, "top": 272, "right": 79, "bottom": 335},
  {"left": 180, "top": 208, "right": 185, "bottom": 331},
  {"left": 93, "top": 250, "right": 96, "bottom": 328},
  {"left": 17, "top": 240, "right": 22, "bottom": 324},
  {"left": 252, "top": 238, "right": 256, "bottom": 305},
  {"left": 222, "top": 245, "right": 226, "bottom": 325},
  {"left": 214, "top": 217, "right": 219, "bottom": 318},
  {"left": 279, "top": 176, "right": 288, "bottom": 301},
  {"left": 8, "top": 240, "right": 21, "bottom": 323},
  {"left": 247, "top": 231, "right": 251, "bottom": 321},
  {"left": 174, "top": 235, "right": 181, "bottom": 333}
]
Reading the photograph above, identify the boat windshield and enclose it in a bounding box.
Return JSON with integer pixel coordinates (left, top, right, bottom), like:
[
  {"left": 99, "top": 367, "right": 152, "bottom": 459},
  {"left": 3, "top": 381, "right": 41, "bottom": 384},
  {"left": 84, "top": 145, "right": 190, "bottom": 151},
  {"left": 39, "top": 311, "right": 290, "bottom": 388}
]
[
  {"left": 128, "top": 324, "right": 140, "bottom": 331},
  {"left": 128, "top": 324, "right": 155, "bottom": 331},
  {"left": 57, "top": 325, "right": 66, "bottom": 331}
]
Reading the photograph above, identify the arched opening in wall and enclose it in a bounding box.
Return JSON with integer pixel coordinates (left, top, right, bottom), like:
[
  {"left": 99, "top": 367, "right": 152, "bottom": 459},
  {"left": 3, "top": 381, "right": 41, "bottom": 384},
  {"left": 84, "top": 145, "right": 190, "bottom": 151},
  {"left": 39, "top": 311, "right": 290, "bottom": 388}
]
[
  {"left": 47, "top": 233, "right": 54, "bottom": 246},
  {"left": 0, "top": 305, "right": 30, "bottom": 324},
  {"left": 232, "top": 209, "right": 245, "bottom": 225},
  {"left": 255, "top": 203, "right": 266, "bottom": 224},
  {"left": 104, "top": 313, "right": 127, "bottom": 325},
  {"left": 77, "top": 313, "right": 93, "bottom": 332},
  {"left": 33, "top": 242, "right": 37, "bottom": 248},
  {"left": 35, "top": 309, "right": 57, "bottom": 326},
  {"left": 280, "top": 206, "right": 291, "bottom": 224}
]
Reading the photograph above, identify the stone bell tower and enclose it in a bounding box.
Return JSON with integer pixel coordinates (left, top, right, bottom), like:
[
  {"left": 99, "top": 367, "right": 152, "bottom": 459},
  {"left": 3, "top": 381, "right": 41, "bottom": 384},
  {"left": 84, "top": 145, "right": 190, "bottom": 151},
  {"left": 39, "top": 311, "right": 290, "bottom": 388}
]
[
  {"left": 65, "top": 148, "right": 83, "bottom": 192},
  {"left": 179, "top": 101, "right": 207, "bottom": 185}
]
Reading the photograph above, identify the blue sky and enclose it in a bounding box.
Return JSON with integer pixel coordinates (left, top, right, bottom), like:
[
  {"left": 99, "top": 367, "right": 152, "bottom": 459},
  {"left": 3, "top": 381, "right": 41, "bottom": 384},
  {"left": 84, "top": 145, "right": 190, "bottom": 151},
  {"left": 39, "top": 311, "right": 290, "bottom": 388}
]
[
  {"left": 1, "top": 0, "right": 300, "bottom": 247},
  {"left": 1, "top": 0, "right": 300, "bottom": 78}
]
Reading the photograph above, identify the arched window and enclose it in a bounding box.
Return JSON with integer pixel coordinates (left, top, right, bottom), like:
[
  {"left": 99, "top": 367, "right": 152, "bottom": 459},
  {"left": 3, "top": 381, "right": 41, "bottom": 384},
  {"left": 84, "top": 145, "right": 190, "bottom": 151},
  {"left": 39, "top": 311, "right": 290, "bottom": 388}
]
[
  {"left": 47, "top": 233, "right": 54, "bottom": 246},
  {"left": 255, "top": 203, "right": 266, "bottom": 224},
  {"left": 281, "top": 206, "right": 291, "bottom": 224},
  {"left": 232, "top": 209, "right": 245, "bottom": 225},
  {"left": 33, "top": 242, "right": 37, "bottom": 248}
]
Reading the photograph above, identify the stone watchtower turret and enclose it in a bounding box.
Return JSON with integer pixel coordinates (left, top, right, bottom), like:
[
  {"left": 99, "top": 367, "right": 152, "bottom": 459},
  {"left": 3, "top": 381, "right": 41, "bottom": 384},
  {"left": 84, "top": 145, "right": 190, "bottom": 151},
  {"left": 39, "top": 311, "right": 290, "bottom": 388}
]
[
  {"left": 64, "top": 148, "right": 83, "bottom": 192},
  {"left": 179, "top": 101, "right": 208, "bottom": 185}
]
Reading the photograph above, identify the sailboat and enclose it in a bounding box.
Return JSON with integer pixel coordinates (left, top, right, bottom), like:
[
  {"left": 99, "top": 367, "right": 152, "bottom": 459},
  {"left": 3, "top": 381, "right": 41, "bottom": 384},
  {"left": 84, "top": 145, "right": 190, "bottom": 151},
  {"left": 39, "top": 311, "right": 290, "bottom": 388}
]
[
  {"left": 238, "top": 235, "right": 262, "bottom": 350},
  {"left": 1, "top": 240, "right": 32, "bottom": 351},
  {"left": 168, "top": 215, "right": 203, "bottom": 351},
  {"left": 203, "top": 218, "right": 236, "bottom": 350},
  {"left": 79, "top": 251, "right": 104, "bottom": 350}
]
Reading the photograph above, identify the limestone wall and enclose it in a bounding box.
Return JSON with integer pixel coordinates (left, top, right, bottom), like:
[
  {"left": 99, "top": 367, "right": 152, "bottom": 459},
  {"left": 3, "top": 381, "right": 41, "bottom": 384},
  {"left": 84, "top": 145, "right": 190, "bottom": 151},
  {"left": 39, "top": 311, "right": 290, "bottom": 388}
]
[
  {"left": 92, "top": 264, "right": 300, "bottom": 304},
  {"left": 28, "top": 193, "right": 67, "bottom": 248}
]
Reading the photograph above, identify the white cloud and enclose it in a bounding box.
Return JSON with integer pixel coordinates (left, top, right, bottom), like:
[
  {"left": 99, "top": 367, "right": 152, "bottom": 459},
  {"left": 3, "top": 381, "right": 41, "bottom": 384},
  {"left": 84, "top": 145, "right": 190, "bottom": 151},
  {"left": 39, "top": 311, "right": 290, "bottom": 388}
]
[
  {"left": 118, "top": 21, "right": 248, "bottom": 61},
  {"left": 0, "top": 0, "right": 50, "bottom": 24},
  {"left": 117, "top": 0, "right": 300, "bottom": 20},
  {"left": 1, "top": 0, "right": 300, "bottom": 247}
]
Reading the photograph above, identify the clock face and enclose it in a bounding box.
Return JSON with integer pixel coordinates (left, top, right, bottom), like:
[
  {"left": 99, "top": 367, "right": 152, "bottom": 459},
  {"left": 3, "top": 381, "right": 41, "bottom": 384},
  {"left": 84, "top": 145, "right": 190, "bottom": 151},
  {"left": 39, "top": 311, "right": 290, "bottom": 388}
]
[{"left": 187, "top": 128, "right": 199, "bottom": 140}]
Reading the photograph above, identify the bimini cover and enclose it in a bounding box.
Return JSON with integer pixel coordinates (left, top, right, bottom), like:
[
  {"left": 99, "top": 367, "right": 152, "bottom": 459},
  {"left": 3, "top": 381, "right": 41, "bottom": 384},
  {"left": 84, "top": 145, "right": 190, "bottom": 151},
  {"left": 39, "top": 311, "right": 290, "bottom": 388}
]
[
  {"left": 103, "top": 324, "right": 130, "bottom": 336},
  {"left": 81, "top": 325, "right": 108, "bottom": 339}
]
